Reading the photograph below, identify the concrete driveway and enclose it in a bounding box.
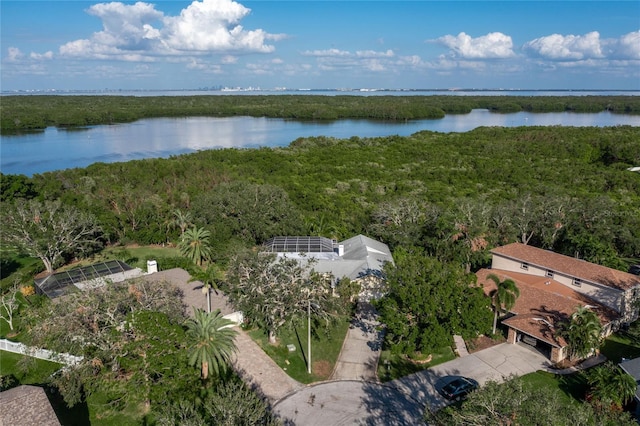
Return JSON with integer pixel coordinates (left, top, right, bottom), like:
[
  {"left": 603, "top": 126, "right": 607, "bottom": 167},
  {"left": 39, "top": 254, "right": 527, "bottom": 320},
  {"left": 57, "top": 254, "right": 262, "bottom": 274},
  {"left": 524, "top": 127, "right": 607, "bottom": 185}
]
[{"left": 274, "top": 343, "right": 550, "bottom": 424}]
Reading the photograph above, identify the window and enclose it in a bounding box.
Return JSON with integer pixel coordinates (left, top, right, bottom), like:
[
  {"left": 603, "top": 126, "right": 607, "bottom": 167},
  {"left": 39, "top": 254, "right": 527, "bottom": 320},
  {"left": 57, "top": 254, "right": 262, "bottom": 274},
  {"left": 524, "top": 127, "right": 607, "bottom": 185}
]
[
  {"left": 520, "top": 262, "right": 529, "bottom": 271},
  {"left": 573, "top": 278, "right": 582, "bottom": 287},
  {"left": 546, "top": 270, "right": 554, "bottom": 278}
]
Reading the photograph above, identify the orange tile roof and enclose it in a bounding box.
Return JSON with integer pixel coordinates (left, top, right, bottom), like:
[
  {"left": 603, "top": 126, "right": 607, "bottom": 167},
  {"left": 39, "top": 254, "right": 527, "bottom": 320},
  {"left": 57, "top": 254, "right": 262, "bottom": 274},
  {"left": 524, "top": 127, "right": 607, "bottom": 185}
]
[
  {"left": 491, "top": 243, "right": 640, "bottom": 291},
  {"left": 476, "top": 268, "right": 619, "bottom": 347}
]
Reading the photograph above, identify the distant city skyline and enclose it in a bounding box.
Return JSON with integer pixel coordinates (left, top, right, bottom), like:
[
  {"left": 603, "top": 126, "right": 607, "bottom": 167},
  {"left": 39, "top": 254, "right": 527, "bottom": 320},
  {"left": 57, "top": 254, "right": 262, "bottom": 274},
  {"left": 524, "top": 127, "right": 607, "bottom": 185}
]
[{"left": 2, "top": 1, "right": 639, "bottom": 91}]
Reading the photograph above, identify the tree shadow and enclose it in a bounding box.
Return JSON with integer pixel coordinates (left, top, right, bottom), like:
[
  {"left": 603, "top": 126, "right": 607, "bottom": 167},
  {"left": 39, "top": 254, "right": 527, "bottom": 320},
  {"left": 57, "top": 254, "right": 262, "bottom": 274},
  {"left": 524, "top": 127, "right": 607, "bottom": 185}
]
[
  {"left": 360, "top": 364, "right": 473, "bottom": 425},
  {"left": 0, "top": 257, "right": 21, "bottom": 280},
  {"left": 45, "top": 384, "right": 91, "bottom": 426}
]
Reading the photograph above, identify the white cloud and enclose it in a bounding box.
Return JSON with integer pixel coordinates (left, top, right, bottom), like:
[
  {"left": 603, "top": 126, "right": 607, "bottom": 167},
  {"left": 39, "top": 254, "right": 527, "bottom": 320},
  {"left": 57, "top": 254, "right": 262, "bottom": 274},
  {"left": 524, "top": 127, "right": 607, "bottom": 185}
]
[
  {"left": 355, "top": 49, "right": 394, "bottom": 58},
  {"left": 523, "top": 31, "right": 604, "bottom": 60},
  {"left": 433, "top": 32, "right": 515, "bottom": 59},
  {"left": 606, "top": 30, "right": 640, "bottom": 60},
  {"left": 6, "top": 47, "right": 24, "bottom": 62},
  {"left": 302, "top": 49, "right": 351, "bottom": 57},
  {"left": 30, "top": 51, "right": 54, "bottom": 60},
  {"left": 59, "top": 0, "right": 280, "bottom": 61}
]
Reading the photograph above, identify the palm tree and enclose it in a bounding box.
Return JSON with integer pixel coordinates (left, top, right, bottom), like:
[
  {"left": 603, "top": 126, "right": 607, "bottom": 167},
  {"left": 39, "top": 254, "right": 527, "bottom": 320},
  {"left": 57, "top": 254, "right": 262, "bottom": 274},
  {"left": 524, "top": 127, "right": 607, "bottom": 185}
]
[
  {"left": 587, "top": 361, "right": 636, "bottom": 410},
  {"left": 487, "top": 273, "right": 520, "bottom": 334},
  {"left": 173, "top": 209, "right": 193, "bottom": 236},
  {"left": 179, "top": 226, "right": 212, "bottom": 266},
  {"left": 558, "top": 306, "right": 602, "bottom": 361},
  {"left": 186, "top": 308, "right": 237, "bottom": 380},
  {"left": 190, "top": 264, "right": 224, "bottom": 313}
]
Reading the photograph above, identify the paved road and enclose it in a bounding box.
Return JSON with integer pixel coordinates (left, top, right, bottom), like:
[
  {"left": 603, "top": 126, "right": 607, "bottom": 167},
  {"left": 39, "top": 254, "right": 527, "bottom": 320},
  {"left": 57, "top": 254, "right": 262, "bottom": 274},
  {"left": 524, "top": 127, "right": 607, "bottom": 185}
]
[{"left": 274, "top": 343, "right": 551, "bottom": 424}]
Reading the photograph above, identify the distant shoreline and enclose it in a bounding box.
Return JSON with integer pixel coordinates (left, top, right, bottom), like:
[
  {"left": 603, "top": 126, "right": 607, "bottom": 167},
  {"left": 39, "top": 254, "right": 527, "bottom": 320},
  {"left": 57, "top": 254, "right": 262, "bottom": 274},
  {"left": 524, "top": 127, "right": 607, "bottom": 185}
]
[{"left": 2, "top": 88, "right": 640, "bottom": 97}]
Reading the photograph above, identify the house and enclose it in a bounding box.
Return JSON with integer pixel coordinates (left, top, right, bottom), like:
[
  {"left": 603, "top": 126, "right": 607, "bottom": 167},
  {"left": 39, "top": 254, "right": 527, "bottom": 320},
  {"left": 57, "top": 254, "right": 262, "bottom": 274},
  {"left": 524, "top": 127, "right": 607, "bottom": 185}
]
[
  {"left": 490, "top": 243, "right": 640, "bottom": 324},
  {"left": 477, "top": 268, "right": 618, "bottom": 363},
  {"left": 477, "top": 242, "right": 640, "bottom": 363},
  {"left": 0, "top": 385, "right": 61, "bottom": 426},
  {"left": 262, "top": 235, "right": 394, "bottom": 301}
]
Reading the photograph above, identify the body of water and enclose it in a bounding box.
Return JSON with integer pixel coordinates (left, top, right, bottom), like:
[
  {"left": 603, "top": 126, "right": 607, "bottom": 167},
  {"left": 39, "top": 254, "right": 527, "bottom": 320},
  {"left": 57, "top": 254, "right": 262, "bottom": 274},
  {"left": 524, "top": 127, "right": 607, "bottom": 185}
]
[{"left": 2, "top": 109, "right": 639, "bottom": 176}]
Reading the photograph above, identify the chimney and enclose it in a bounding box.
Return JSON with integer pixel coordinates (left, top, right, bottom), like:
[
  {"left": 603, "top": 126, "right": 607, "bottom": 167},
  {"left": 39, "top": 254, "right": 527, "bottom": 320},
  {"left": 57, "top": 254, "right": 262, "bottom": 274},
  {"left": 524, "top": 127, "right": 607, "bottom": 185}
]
[
  {"left": 338, "top": 244, "right": 344, "bottom": 257},
  {"left": 147, "top": 260, "right": 158, "bottom": 274}
]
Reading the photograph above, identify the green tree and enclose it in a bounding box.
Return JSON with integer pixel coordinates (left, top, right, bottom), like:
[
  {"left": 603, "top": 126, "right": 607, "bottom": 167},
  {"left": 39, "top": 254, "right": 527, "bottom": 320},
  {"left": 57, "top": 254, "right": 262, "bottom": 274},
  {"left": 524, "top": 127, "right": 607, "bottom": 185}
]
[
  {"left": 190, "top": 264, "right": 224, "bottom": 313},
  {"left": 431, "top": 375, "right": 637, "bottom": 426},
  {"left": 179, "top": 226, "right": 213, "bottom": 266},
  {"left": 376, "top": 248, "right": 491, "bottom": 355},
  {"left": 1, "top": 199, "right": 103, "bottom": 273},
  {"left": 557, "top": 306, "right": 603, "bottom": 361},
  {"left": 587, "top": 361, "right": 637, "bottom": 411},
  {"left": 186, "top": 308, "right": 237, "bottom": 380},
  {"left": 172, "top": 209, "right": 193, "bottom": 236},
  {"left": 226, "top": 252, "right": 338, "bottom": 344},
  {"left": 155, "top": 375, "right": 280, "bottom": 426},
  {"left": 486, "top": 273, "right": 520, "bottom": 335}
]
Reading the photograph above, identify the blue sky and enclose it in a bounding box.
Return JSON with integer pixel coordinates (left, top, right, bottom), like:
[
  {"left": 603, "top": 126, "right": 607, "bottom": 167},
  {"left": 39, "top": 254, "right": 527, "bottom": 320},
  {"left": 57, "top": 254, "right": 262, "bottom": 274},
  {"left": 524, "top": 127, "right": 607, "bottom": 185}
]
[{"left": 1, "top": 1, "right": 639, "bottom": 91}]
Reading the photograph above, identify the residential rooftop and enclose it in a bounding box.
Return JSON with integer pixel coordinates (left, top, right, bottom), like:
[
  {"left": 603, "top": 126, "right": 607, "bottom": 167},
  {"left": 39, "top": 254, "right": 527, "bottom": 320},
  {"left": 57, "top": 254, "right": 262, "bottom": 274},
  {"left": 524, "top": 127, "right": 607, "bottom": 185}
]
[{"left": 491, "top": 243, "right": 640, "bottom": 291}]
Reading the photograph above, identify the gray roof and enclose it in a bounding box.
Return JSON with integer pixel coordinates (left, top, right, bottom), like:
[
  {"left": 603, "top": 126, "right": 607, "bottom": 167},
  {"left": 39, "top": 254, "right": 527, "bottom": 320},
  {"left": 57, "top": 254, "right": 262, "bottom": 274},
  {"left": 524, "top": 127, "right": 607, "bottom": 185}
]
[
  {"left": 0, "top": 385, "right": 61, "bottom": 426},
  {"left": 620, "top": 357, "right": 640, "bottom": 401},
  {"left": 270, "top": 234, "right": 394, "bottom": 282}
]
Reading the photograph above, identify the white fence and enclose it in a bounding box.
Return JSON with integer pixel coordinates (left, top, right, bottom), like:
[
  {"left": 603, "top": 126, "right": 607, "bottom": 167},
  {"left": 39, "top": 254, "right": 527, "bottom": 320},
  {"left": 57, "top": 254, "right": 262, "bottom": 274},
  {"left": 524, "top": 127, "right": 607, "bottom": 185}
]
[{"left": 0, "top": 339, "right": 83, "bottom": 366}]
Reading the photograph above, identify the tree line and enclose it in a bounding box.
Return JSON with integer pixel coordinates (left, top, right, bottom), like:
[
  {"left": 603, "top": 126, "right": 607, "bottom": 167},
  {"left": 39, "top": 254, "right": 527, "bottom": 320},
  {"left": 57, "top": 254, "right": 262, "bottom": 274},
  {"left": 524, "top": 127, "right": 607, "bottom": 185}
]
[
  {"left": 3, "top": 125, "right": 637, "bottom": 275},
  {"left": 2, "top": 94, "right": 639, "bottom": 132}
]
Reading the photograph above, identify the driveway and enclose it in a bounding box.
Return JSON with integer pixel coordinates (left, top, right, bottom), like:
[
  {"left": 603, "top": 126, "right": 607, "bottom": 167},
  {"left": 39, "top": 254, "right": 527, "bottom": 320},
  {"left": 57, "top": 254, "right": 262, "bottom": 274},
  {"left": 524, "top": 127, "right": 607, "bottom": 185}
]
[
  {"left": 274, "top": 343, "right": 550, "bottom": 424},
  {"left": 330, "top": 302, "right": 383, "bottom": 381}
]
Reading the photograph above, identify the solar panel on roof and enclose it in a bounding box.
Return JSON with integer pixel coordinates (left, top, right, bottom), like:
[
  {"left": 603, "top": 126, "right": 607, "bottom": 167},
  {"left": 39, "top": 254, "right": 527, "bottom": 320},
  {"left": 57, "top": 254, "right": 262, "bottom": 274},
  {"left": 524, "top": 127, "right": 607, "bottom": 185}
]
[{"left": 263, "top": 236, "right": 336, "bottom": 253}]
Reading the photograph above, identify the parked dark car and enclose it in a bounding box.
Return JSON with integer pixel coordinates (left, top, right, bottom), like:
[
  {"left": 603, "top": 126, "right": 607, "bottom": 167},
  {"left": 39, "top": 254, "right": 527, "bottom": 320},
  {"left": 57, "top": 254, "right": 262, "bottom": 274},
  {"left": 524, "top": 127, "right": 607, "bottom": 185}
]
[{"left": 437, "top": 376, "right": 479, "bottom": 400}]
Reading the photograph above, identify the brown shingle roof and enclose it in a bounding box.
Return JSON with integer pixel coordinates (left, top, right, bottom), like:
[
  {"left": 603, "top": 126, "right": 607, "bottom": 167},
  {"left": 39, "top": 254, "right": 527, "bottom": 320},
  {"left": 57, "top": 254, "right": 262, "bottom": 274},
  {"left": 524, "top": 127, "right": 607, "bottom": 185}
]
[
  {"left": 502, "top": 314, "right": 567, "bottom": 347},
  {"left": 491, "top": 243, "right": 640, "bottom": 291},
  {"left": 0, "top": 385, "right": 61, "bottom": 426},
  {"left": 476, "top": 268, "right": 619, "bottom": 346}
]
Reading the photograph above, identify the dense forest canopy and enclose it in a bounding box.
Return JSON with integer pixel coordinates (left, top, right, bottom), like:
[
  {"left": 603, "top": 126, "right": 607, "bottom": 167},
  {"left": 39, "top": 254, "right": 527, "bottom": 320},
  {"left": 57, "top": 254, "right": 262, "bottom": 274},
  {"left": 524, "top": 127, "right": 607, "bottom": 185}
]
[
  {"left": 2, "top": 124, "right": 639, "bottom": 273},
  {"left": 1, "top": 94, "right": 640, "bottom": 133}
]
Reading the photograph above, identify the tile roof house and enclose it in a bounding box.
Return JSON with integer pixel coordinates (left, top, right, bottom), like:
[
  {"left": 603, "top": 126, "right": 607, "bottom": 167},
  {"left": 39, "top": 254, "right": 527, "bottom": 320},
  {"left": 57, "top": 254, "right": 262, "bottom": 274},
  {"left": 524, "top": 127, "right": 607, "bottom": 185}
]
[
  {"left": 0, "top": 385, "right": 61, "bottom": 426},
  {"left": 477, "top": 242, "right": 640, "bottom": 363}
]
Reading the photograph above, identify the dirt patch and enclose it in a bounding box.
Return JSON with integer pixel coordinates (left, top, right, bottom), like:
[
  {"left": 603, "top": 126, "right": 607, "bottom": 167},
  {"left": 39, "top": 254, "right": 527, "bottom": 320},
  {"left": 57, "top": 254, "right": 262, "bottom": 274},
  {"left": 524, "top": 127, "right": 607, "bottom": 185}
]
[
  {"left": 466, "top": 335, "right": 505, "bottom": 353},
  {"left": 313, "top": 360, "right": 332, "bottom": 378}
]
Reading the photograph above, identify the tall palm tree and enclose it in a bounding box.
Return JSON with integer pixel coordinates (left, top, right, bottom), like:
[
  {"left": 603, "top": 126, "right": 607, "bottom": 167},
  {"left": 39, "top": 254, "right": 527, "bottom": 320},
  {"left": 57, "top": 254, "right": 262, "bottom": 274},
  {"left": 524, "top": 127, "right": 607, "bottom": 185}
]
[
  {"left": 487, "top": 273, "right": 520, "bottom": 334},
  {"left": 190, "top": 264, "right": 224, "bottom": 313},
  {"left": 186, "top": 308, "right": 237, "bottom": 380},
  {"left": 558, "top": 306, "right": 602, "bottom": 361},
  {"left": 179, "top": 226, "right": 212, "bottom": 266}
]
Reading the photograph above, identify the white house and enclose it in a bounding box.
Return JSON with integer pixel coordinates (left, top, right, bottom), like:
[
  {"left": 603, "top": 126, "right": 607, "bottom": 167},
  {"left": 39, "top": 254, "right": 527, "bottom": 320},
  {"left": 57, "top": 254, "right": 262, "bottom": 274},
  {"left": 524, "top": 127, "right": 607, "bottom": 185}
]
[{"left": 262, "top": 235, "right": 394, "bottom": 301}]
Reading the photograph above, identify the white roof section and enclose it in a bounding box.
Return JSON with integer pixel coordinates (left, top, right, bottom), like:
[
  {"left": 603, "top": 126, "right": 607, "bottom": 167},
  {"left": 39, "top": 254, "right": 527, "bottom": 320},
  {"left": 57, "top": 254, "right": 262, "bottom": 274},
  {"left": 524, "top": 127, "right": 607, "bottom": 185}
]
[{"left": 267, "top": 234, "right": 394, "bottom": 281}]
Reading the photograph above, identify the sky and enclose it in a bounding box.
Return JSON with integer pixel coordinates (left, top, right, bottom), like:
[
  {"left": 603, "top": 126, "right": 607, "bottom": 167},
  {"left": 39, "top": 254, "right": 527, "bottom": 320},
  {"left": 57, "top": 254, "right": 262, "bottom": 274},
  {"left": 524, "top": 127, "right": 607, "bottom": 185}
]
[{"left": 1, "top": 0, "right": 639, "bottom": 91}]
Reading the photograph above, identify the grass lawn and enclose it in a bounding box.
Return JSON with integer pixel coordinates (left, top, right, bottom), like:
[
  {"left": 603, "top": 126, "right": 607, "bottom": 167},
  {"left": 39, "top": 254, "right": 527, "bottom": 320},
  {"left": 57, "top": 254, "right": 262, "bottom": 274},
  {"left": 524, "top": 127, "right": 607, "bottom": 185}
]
[
  {"left": 60, "top": 245, "right": 181, "bottom": 271},
  {"left": 601, "top": 321, "right": 640, "bottom": 363},
  {"left": 248, "top": 315, "right": 351, "bottom": 384},
  {"left": 0, "top": 350, "right": 62, "bottom": 384},
  {"left": 377, "top": 346, "right": 456, "bottom": 382},
  {"left": 520, "top": 370, "right": 588, "bottom": 404}
]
